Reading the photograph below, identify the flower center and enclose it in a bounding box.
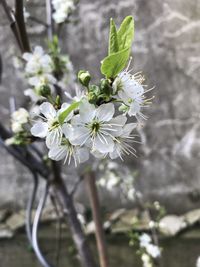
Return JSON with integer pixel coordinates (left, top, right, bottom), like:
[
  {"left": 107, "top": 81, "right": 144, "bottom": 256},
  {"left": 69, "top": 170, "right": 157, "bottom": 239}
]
[
  {"left": 49, "top": 120, "right": 60, "bottom": 131},
  {"left": 91, "top": 121, "right": 100, "bottom": 133}
]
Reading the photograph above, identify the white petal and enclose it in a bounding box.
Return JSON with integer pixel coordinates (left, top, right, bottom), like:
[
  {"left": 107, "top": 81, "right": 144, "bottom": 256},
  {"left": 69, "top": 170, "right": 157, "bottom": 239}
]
[
  {"left": 70, "top": 127, "right": 90, "bottom": 146},
  {"left": 34, "top": 46, "right": 44, "bottom": 56},
  {"left": 48, "top": 146, "right": 67, "bottom": 161},
  {"left": 76, "top": 147, "right": 89, "bottom": 163},
  {"left": 118, "top": 90, "right": 129, "bottom": 104},
  {"left": 40, "top": 102, "right": 57, "bottom": 119},
  {"left": 96, "top": 103, "right": 114, "bottom": 122},
  {"left": 109, "top": 149, "right": 120, "bottom": 159},
  {"left": 46, "top": 128, "right": 62, "bottom": 148},
  {"left": 108, "top": 115, "right": 127, "bottom": 136},
  {"left": 93, "top": 135, "right": 114, "bottom": 153},
  {"left": 128, "top": 101, "right": 141, "bottom": 116},
  {"left": 79, "top": 100, "right": 96, "bottom": 123},
  {"left": 31, "top": 122, "right": 48, "bottom": 138},
  {"left": 22, "top": 52, "right": 32, "bottom": 61},
  {"left": 62, "top": 123, "right": 74, "bottom": 139},
  {"left": 28, "top": 76, "right": 40, "bottom": 86},
  {"left": 122, "top": 123, "right": 137, "bottom": 136}
]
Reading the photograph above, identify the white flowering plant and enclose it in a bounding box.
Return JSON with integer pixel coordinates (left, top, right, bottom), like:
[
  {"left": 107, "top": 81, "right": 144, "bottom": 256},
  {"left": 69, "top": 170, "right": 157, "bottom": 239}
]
[
  {"left": 0, "top": 1, "right": 154, "bottom": 267},
  {"left": 10, "top": 16, "right": 153, "bottom": 166}
]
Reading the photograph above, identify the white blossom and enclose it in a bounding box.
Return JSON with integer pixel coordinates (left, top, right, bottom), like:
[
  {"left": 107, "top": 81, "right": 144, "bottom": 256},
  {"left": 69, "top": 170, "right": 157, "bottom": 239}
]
[
  {"left": 11, "top": 108, "right": 29, "bottom": 133},
  {"left": 52, "top": 0, "right": 76, "bottom": 24},
  {"left": 23, "top": 46, "right": 53, "bottom": 75},
  {"left": 113, "top": 68, "right": 153, "bottom": 122},
  {"left": 139, "top": 233, "right": 151, "bottom": 248},
  {"left": 31, "top": 102, "right": 72, "bottom": 148},
  {"left": 48, "top": 124, "right": 89, "bottom": 165},
  {"left": 139, "top": 233, "right": 161, "bottom": 259},
  {"left": 141, "top": 253, "right": 153, "bottom": 267},
  {"left": 71, "top": 100, "right": 126, "bottom": 154},
  {"left": 109, "top": 123, "right": 137, "bottom": 159},
  {"left": 146, "top": 244, "right": 161, "bottom": 258}
]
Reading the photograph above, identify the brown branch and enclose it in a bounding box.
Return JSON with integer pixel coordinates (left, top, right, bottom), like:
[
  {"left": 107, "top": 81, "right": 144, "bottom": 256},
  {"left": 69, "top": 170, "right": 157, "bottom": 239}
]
[{"left": 85, "top": 171, "right": 109, "bottom": 267}]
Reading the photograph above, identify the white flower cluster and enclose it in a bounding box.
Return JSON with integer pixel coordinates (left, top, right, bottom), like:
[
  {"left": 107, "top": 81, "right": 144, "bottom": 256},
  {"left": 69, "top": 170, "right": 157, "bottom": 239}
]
[
  {"left": 139, "top": 233, "right": 161, "bottom": 259},
  {"left": 23, "top": 46, "right": 56, "bottom": 102},
  {"left": 52, "top": 0, "right": 76, "bottom": 24},
  {"left": 29, "top": 60, "right": 153, "bottom": 165},
  {"left": 97, "top": 162, "right": 139, "bottom": 202},
  {"left": 11, "top": 108, "right": 29, "bottom": 133},
  {"left": 31, "top": 98, "right": 137, "bottom": 165}
]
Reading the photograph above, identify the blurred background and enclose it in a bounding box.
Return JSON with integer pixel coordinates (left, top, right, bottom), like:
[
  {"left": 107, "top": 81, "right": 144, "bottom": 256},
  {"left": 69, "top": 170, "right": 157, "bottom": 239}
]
[
  {"left": 0, "top": 1, "right": 200, "bottom": 267},
  {"left": 0, "top": 0, "right": 200, "bottom": 213}
]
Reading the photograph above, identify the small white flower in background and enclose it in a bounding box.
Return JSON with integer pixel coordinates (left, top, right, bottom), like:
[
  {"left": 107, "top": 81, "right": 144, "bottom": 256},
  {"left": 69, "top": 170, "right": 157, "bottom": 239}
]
[
  {"left": 71, "top": 100, "right": 126, "bottom": 154},
  {"left": 139, "top": 233, "right": 161, "bottom": 259},
  {"left": 48, "top": 124, "right": 89, "bottom": 165},
  {"left": 141, "top": 253, "right": 153, "bottom": 267},
  {"left": 31, "top": 102, "right": 72, "bottom": 148},
  {"left": 139, "top": 233, "right": 151, "bottom": 248},
  {"left": 52, "top": 0, "right": 76, "bottom": 24},
  {"left": 113, "top": 67, "right": 154, "bottom": 122},
  {"left": 23, "top": 46, "right": 53, "bottom": 77},
  {"left": 11, "top": 108, "right": 29, "bottom": 133},
  {"left": 197, "top": 257, "right": 200, "bottom": 267},
  {"left": 105, "top": 173, "right": 120, "bottom": 191},
  {"left": 146, "top": 244, "right": 161, "bottom": 258},
  {"left": 28, "top": 73, "right": 56, "bottom": 88}
]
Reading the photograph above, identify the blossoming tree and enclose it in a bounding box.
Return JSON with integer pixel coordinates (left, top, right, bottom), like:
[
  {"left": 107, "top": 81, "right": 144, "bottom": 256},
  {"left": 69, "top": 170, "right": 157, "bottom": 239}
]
[{"left": 0, "top": 1, "right": 155, "bottom": 267}]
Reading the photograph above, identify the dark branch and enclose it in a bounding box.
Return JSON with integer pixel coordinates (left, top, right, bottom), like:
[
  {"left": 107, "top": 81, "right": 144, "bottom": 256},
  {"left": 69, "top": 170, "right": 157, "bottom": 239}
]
[
  {"left": 1, "top": 0, "right": 24, "bottom": 51},
  {"left": 15, "top": 0, "right": 30, "bottom": 52}
]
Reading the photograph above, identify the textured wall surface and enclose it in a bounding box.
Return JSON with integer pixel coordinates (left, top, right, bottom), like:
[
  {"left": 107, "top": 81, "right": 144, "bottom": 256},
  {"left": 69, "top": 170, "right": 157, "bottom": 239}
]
[{"left": 0, "top": 0, "right": 200, "bottom": 213}]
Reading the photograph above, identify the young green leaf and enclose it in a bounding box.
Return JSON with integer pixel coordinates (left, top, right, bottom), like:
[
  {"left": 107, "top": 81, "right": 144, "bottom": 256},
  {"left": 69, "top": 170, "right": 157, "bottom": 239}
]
[
  {"left": 58, "top": 101, "right": 80, "bottom": 124},
  {"left": 101, "top": 47, "right": 130, "bottom": 78},
  {"left": 117, "top": 16, "right": 134, "bottom": 50},
  {"left": 109, "top": 18, "right": 119, "bottom": 55}
]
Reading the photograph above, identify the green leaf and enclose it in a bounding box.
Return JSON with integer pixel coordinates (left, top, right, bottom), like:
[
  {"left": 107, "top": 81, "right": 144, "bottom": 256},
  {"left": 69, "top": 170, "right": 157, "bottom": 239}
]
[
  {"left": 117, "top": 16, "right": 134, "bottom": 51},
  {"left": 58, "top": 101, "right": 80, "bottom": 124},
  {"left": 108, "top": 18, "right": 119, "bottom": 55},
  {"left": 101, "top": 47, "right": 130, "bottom": 78}
]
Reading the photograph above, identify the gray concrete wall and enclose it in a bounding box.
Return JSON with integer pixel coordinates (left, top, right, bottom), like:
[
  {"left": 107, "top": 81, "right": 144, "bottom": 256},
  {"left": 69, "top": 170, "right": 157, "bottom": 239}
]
[{"left": 0, "top": 0, "right": 200, "bottom": 213}]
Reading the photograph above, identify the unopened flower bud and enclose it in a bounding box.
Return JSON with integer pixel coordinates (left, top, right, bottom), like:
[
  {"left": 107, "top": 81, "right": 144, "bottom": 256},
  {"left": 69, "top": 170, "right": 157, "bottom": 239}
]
[
  {"left": 38, "top": 84, "right": 51, "bottom": 97},
  {"left": 78, "top": 70, "right": 91, "bottom": 87}
]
